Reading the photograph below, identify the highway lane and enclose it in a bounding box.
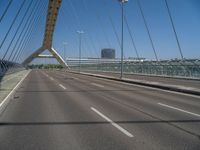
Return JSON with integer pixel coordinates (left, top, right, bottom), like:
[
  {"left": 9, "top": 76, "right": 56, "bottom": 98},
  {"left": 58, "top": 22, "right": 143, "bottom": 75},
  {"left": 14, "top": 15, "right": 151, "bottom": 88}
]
[
  {"left": 52, "top": 71, "right": 200, "bottom": 134},
  {"left": 0, "top": 70, "right": 199, "bottom": 149},
  {"left": 0, "top": 70, "right": 137, "bottom": 150},
  {"left": 53, "top": 70, "right": 200, "bottom": 113},
  {"left": 47, "top": 70, "right": 200, "bottom": 148}
]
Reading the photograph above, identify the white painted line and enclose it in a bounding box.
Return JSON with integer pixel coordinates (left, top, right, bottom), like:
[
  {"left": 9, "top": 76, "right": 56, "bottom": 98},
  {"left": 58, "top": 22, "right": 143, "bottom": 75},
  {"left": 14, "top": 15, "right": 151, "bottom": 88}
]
[
  {"left": 91, "top": 83, "right": 104, "bottom": 88},
  {"left": 41, "top": 72, "right": 48, "bottom": 78},
  {"left": 73, "top": 77, "right": 79, "bottom": 80},
  {"left": 55, "top": 73, "right": 65, "bottom": 77},
  {"left": 158, "top": 103, "right": 200, "bottom": 117},
  {"left": 50, "top": 77, "right": 54, "bottom": 81},
  {"left": 0, "top": 70, "right": 30, "bottom": 110},
  {"left": 59, "top": 84, "right": 67, "bottom": 90},
  {"left": 91, "top": 107, "right": 134, "bottom": 138}
]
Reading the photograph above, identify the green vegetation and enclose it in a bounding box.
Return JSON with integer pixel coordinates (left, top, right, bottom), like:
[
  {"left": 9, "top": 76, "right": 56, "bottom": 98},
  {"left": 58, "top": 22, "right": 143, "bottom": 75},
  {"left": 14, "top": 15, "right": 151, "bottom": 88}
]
[{"left": 28, "top": 64, "right": 63, "bottom": 69}]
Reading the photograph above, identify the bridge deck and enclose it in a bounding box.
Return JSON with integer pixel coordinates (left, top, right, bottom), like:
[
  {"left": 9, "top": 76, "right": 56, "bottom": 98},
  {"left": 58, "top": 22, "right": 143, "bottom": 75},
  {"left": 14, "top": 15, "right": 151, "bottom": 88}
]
[{"left": 0, "top": 70, "right": 200, "bottom": 149}]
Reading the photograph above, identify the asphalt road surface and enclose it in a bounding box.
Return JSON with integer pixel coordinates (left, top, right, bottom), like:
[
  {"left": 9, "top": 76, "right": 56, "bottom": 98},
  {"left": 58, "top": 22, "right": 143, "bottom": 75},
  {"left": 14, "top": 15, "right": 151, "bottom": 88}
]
[{"left": 0, "top": 70, "right": 200, "bottom": 150}]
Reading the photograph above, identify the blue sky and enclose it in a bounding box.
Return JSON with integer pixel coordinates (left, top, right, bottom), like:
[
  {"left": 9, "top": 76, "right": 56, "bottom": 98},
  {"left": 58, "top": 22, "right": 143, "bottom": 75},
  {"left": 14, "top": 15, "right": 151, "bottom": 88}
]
[{"left": 0, "top": 0, "right": 200, "bottom": 63}]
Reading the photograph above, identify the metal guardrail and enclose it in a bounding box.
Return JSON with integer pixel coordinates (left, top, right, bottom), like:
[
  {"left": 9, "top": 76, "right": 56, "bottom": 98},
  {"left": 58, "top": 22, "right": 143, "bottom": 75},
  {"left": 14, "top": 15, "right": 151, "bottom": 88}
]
[
  {"left": 69, "top": 59, "right": 200, "bottom": 79},
  {"left": 0, "top": 60, "right": 25, "bottom": 77}
]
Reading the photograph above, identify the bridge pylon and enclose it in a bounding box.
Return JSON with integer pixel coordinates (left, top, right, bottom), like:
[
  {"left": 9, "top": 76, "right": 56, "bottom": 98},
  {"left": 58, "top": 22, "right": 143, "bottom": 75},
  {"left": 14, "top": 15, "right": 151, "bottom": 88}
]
[{"left": 22, "top": 0, "right": 69, "bottom": 69}]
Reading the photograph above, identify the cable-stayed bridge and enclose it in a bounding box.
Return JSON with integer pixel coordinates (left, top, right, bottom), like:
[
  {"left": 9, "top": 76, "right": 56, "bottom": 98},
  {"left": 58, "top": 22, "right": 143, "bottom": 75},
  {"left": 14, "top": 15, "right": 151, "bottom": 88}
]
[{"left": 0, "top": 0, "right": 200, "bottom": 149}]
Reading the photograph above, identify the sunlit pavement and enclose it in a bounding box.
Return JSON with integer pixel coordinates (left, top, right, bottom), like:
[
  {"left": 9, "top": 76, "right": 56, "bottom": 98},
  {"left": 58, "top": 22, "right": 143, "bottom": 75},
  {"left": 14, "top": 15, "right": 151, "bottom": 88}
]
[{"left": 0, "top": 70, "right": 200, "bottom": 150}]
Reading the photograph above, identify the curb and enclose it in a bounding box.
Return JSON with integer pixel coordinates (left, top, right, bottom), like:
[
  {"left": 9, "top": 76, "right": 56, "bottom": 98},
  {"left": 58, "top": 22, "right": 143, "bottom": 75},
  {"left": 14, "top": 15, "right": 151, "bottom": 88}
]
[
  {"left": 67, "top": 70, "right": 200, "bottom": 97},
  {"left": 79, "top": 70, "right": 200, "bottom": 81}
]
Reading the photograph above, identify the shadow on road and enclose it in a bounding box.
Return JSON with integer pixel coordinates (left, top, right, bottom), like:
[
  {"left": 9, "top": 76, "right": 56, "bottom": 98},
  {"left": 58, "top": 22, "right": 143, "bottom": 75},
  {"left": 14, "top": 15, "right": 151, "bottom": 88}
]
[
  {"left": 15, "top": 89, "right": 159, "bottom": 93},
  {"left": 0, "top": 120, "right": 199, "bottom": 126},
  {"left": 0, "top": 120, "right": 199, "bottom": 138}
]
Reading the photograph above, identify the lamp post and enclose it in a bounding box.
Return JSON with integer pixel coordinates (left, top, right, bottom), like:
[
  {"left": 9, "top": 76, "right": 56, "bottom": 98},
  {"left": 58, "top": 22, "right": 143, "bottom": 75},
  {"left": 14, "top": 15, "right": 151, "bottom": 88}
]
[
  {"left": 119, "top": 0, "right": 128, "bottom": 79},
  {"left": 77, "top": 30, "right": 84, "bottom": 72}
]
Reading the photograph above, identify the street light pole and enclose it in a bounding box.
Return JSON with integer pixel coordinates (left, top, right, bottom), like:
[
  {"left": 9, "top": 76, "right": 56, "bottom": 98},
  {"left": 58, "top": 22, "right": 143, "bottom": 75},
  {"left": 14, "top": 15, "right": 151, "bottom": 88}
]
[
  {"left": 119, "top": 0, "right": 128, "bottom": 79},
  {"left": 77, "top": 31, "right": 84, "bottom": 72}
]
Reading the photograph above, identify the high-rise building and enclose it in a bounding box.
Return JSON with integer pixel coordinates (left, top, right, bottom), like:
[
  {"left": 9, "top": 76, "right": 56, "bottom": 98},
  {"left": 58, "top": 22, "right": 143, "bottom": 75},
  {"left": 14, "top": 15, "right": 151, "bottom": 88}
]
[{"left": 101, "top": 48, "right": 115, "bottom": 59}]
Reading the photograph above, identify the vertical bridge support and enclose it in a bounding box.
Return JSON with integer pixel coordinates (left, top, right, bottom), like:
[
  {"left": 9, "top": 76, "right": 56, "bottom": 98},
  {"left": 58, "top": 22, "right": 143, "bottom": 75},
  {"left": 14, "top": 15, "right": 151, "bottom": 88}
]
[{"left": 22, "top": 0, "right": 69, "bottom": 69}]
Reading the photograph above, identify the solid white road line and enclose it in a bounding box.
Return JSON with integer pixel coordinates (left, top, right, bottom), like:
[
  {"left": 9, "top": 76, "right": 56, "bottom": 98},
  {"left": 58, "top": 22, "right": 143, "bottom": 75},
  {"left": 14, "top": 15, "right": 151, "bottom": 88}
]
[
  {"left": 59, "top": 84, "right": 67, "bottom": 90},
  {"left": 91, "top": 83, "right": 104, "bottom": 88},
  {"left": 0, "top": 70, "right": 30, "bottom": 109},
  {"left": 158, "top": 103, "right": 200, "bottom": 118},
  {"left": 91, "top": 107, "right": 134, "bottom": 138}
]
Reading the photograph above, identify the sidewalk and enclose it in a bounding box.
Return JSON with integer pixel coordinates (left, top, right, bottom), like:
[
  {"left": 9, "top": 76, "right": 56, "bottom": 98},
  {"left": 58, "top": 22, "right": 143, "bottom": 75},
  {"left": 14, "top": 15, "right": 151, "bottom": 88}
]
[{"left": 0, "top": 70, "right": 29, "bottom": 104}]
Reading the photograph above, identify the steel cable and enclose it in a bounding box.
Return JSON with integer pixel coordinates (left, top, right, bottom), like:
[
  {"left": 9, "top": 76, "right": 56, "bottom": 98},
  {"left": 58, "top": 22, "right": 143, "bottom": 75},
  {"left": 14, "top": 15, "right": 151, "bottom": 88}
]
[
  {"left": 15, "top": 1, "right": 47, "bottom": 63},
  {"left": 9, "top": 0, "right": 41, "bottom": 61},
  {"left": 2, "top": 0, "right": 34, "bottom": 60},
  {"left": 0, "top": 0, "right": 26, "bottom": 51},
  {"left": 136, "top": 0, "right": 158, "bottom": 61},
  {"left": 164, "top": 0, "right": 184, "bottom": 60},
  {"left": 0, "top": 0, "right": 13, "bottom": 23}
]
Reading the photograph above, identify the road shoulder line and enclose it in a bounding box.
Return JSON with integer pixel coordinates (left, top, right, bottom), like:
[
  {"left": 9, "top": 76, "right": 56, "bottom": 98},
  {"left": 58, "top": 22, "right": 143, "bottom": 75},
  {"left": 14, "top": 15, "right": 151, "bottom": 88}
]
[{"left": 158, "top": 103, "right": 200, "bottom": 117}]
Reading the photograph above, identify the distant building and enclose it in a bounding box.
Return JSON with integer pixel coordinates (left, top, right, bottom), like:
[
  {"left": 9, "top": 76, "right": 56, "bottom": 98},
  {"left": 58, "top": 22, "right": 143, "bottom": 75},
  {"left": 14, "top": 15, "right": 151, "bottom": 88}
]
[
  {"left": 128, "top": 57, "right": 146, "bottom": 62},
  {"left": 101, "top": 48, "right": 115, "bottom": 59}
]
